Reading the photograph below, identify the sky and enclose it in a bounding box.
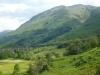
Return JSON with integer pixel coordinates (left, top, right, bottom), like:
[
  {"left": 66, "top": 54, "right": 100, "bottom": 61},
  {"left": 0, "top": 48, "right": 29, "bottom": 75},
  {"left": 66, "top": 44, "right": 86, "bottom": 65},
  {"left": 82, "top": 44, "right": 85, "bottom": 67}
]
[{"left": 0, "top": 0, "right": 100, "bottom": 32}]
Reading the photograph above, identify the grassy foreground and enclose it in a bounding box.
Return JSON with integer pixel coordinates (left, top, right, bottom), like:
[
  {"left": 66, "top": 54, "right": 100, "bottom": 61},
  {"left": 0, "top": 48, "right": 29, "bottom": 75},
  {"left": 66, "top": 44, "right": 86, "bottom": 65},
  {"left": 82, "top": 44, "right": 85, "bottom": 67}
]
[
  {"left": 0, "top": 59, "right": 30, "bottom": 75},
  {"left": 0, "top": 47, "right": 99, "bottom": 75}
]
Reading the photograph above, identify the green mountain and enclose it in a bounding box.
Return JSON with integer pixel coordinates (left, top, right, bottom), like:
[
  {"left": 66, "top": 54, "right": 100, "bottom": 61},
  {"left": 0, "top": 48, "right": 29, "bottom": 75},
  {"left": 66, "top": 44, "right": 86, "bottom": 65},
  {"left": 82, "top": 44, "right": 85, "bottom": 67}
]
[
  {"left": 0, "top": 4, "right": 100, "bottom": 48},
  {"left": 0, "top": 30, "right": 12, "bottom": 36}
]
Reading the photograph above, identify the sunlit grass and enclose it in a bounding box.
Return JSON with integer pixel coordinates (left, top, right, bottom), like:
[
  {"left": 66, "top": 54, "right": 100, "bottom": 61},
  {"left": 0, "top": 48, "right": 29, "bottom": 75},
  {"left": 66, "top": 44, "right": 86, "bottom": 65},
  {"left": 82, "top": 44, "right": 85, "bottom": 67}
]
[{"left": 0, "top": 59, "right": 30, "bottom": 75}]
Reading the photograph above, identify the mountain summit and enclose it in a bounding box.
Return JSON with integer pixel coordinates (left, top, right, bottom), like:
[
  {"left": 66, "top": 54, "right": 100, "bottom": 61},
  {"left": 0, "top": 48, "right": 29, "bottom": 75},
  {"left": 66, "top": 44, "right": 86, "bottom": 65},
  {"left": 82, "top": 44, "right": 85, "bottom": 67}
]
[
  {"left": 15, "top": 5, "right": 93, "bottom": 34},
  {"left": 0, "top": 4, "right": 100, "bottom": 48}
]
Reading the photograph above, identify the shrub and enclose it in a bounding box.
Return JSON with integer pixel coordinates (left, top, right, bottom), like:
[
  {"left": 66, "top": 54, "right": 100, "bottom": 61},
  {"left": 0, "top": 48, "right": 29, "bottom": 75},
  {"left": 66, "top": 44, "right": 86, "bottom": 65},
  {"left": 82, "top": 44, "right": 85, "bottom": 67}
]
[
  {"left": 95, "top": 63, "right": 100, "bottom": 75},
  {"left": 74, "top": 57, "right": 87, "bottom": 67},
  {"left": 12, "top": 64, "right": 20, "bottom": 75},
  {"left": 27, "top": 57, "right": 49, "bottom": 75}
]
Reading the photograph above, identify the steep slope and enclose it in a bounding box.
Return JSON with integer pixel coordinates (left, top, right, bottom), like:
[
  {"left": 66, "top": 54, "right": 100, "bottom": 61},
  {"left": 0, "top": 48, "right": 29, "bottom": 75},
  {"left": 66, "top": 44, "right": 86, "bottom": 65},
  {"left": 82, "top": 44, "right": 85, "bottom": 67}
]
[
  {"left": 12, "top": 4, "right": 94, "bottom": 35},
  {"left": 52, "top": 7, "right": 100, "bottom": 43},
  {"left": 0, "top": 5, "right": 100, "bottom": 48}
]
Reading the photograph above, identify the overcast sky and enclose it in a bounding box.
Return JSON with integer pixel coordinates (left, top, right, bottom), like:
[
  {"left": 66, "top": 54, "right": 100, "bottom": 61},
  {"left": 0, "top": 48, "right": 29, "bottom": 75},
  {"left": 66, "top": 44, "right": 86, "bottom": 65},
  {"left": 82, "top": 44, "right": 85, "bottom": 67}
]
[{"left": 0, "top": 0, "right": 100, "bottom": 32}]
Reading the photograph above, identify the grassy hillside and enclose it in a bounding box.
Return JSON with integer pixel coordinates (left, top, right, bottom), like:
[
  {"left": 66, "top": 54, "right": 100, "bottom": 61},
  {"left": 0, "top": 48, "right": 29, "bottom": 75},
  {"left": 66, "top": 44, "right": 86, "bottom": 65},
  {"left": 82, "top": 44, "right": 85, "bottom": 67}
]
[
  {"left": 49, "top": 7, "right": 100, "bottom": 43},
  {"left": 41, "top": 47, "right": 100, "bottom": 75},
  {"left": 0, "top": 46, "right": 99, "bottom": 75}
]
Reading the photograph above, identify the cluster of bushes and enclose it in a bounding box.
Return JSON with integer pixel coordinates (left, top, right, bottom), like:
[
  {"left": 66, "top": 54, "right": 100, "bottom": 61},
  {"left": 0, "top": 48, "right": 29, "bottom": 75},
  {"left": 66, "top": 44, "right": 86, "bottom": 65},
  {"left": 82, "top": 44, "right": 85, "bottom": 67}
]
[
  {"left": 25, "top": 52, "right": 53, "bottom": 75},
  {"left": 73, "top": 57, "right": 87, "bottom": 67},
  {"left": 0, "top": 52, "right": 54, "bottom": 75},
  {"left": 0, "top": 45, "right": 61, "bottom": 60},
  {"left": 26, "top": 52, "right": 54, "bottom": 75},
  {"left": 61, "top": 35, "right": 100, "bottom": 55},
  {"left": 0, "top": 48, "right": 34, "bottom": 60},
  {"left": 27, "top": 58, "right": 48, "bottom": 75},
  {"left": 0, "top": 47, "right": 45, "bottom": 60}
]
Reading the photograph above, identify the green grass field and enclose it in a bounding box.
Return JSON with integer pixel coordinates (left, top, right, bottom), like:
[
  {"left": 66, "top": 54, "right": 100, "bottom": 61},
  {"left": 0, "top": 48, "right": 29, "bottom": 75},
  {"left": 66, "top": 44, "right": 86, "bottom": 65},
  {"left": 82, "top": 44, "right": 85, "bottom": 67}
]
[{"left": 0, "top": 59, "right": 30, "bottom": 75}]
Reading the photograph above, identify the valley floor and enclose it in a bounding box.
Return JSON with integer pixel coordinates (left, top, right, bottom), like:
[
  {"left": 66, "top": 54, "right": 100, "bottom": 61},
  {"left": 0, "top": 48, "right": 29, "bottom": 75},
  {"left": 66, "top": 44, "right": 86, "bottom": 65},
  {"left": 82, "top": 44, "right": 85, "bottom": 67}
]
[
  {"left": 0, "top": 59, "right": 30, "bottom": 75},
  {"left": 0, "top": 47, "right": 100, "bottom": 75}
]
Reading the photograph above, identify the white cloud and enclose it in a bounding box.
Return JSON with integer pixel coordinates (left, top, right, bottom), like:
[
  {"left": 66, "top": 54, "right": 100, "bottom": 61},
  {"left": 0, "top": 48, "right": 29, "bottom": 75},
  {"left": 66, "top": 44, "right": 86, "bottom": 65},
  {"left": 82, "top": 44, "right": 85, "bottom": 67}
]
[
  {"left": 89, "top": 0, "right": 100, "bottom": 6},
  {"left": 28, "top": 0, "right": 90, "bottom": 6},
  {"left": 0, "top": 16, "right": 25, "bottom": 31},
  {"left": 0, "top": 3, "right": 30, "bottom": 32},
  {"left": 0, "top": 3, "right": 29, "bottom": 13}
]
